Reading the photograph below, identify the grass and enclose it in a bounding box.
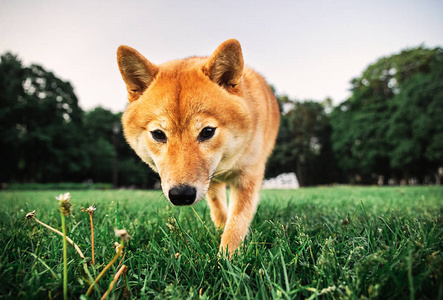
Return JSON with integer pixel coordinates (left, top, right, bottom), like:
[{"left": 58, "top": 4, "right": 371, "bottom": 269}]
[{"left": 0, "top": 186, "right": 442, "bottom": 299}]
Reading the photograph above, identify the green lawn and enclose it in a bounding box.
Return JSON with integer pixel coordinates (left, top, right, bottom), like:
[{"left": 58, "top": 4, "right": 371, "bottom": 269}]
[{"left": 0, "top": 186, "right": 442, "bottom": 299}]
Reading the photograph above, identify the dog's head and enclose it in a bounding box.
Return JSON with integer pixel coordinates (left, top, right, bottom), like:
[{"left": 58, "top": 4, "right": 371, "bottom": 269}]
[{"left": 117, "top": 39, "right": 252, "bottom": 206}]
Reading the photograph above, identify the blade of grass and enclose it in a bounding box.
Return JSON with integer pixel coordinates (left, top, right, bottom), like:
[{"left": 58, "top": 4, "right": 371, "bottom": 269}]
[
  {"left": 279, "top": 248, "right": 290, "bottom": 298},
  {"left": 190, "top": 206, "right": 217, "bottom": 241},
  {"left": 28, "top": 252, "right": 59, "bottom": 280},
  {"left": 101, "top": 264, "right": 127, "bottom": 300},
  {"left": 360, "top": 200, "right": 375, "bottom": 251},
  {"left": 86, "top": 242, "right": 124, "bottom": 296},
  {"left": 61, "top": 213, "right": 68, "bottom": 300},
  {"left": 408, "top": 249, "right": 415, "bottom": 300},
  {"left": 90, "top": 213, "right": 95, "bottom": 265}
]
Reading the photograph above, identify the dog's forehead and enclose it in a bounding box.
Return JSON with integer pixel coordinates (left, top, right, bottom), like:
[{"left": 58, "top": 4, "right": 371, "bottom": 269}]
[
  {"left": 150, "top": 65, "right": 219, "bottom": 113},
  {"left": 130, "top": 59, "right": 249, "bottom": 132},
  {"left": 143, "top": 88, "right": 217, "bottom": 132}
]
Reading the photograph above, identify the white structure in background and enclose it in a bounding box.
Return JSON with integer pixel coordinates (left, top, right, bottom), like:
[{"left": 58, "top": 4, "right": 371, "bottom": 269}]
[{"left": 262, "top": 172, "right": 300, "bottom": 189}]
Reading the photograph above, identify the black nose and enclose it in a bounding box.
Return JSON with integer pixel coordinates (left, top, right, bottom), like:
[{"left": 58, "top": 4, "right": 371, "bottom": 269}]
[{"left": 168, "top": 185, "right": 197, "bottom": 206}]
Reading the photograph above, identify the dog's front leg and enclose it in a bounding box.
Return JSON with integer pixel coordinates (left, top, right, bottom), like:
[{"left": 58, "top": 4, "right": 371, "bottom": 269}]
[
  {"left": 219, "top": 176, "right": 261, "bottom": 257},
  {"left": 206, "top": 181, "right": 227, "bottom": 228}
]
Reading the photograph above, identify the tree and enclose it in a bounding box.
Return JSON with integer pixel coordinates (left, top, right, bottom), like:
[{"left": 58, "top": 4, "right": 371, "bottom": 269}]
[
  {"left": 83, "top": 107, "right": 158, "bottom": 187},
  {"left": 0, "top": 52, "right": 158, "bottom": 186},
  {"left": 387, "top": 59, "right": 443, "bottom": 180},
  {"left": 83, "top": 107, "right": 117, "bottom": 183},
  {"left": 330, "top": 46, "right": 442, "bottom": 183},
  {"left": 267, "top": 97, "right": 339, "bottom": 186},
  {"left": 0, "top": 53, "right": 88, "bottom": 182},
  {"left": 0, "top": 53, "right": 26, "bottom": 182}
]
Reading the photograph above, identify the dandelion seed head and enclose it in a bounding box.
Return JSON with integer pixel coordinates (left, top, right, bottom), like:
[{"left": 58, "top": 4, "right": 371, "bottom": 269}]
[
  {"left": 56, "top": 193, "right": 72, "bottom": 215},
  {"left": 81, "top": 205, "right": 96, "bottom": 215},
  {"left": 25, "top": 209, "right": 36, "bottom": 220},
  {"left": 86, "top": 205, "right": 96, "bottom": 214},
  {"left": 56, "top": 192, "right": 71, "bottom": 202},
  {"left": 114, "top": 228, "right": 131, "bottom": 242}
]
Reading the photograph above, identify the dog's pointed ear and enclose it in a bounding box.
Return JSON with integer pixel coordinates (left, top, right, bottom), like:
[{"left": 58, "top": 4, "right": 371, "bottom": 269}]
[
  {"left": 203, "top": 39, "right": 244, "bottom": 88},
  {"left": 117, "top": 46, "right": 159, "bottom": 102}
]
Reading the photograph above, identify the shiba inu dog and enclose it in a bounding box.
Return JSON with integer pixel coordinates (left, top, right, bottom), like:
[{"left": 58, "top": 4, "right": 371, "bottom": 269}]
[{"left": 117, "top": 39, "right": 280, "bottom": 256}]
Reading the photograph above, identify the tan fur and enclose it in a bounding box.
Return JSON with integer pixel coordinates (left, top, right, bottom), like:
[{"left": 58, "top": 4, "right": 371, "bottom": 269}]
[{"left": 117, "top": 39, "right": 280, "bottom": 256}]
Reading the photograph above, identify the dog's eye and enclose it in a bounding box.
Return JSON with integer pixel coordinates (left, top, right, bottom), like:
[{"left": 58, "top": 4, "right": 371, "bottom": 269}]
[
  {"left": 151, "top": 130, "right": 167, "bottom": 143},
  {"left": 198, "top": 127, "right": 216, "bottom": 142}
]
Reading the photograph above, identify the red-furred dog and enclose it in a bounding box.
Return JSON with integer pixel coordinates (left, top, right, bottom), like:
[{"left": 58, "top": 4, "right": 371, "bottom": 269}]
[{"left": 117, "top": 39, "right": 279, "bottom": 256}]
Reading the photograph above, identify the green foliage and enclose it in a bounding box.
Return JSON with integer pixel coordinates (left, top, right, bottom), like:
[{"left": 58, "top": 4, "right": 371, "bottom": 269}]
[
  {"left": 0, "top": 53, "right": 156, "bottom": 187},
  {"left": 83, "top": 108, "right": 118, "bottom": 183},
  {"left": 83, "top": 107, "right": 157, "bottom": 187},
  {"left": 387, "top": 59, "right": 443, "bottom": 172},
  {"left": 0, "top": 187, "right": 441, "bottom": 298},
  {"left": 0, "top": 53, "right": 88, "bottom": 182},
  {"left": 330, "top": 46, "right": 443, "bottom": 183},
  {"left": 267, "top": 98, "right": 339, "bottom": 186}
]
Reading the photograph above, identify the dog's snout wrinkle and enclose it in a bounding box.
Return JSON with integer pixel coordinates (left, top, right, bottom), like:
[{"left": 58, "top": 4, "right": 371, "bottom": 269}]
[{"left": 168, "top": 185, "right": 197, "bottom": 206}]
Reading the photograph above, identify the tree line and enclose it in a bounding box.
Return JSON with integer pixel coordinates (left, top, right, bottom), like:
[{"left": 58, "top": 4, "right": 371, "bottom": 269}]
[
  {"left": 1, "top": 46, "right": 441, "bottom": 187},
  {"left": 0, "top": 53, "right": 157, "bottom": 188},
  {"left": 268, "top": 46, "right": 442, "bottom": 185}
]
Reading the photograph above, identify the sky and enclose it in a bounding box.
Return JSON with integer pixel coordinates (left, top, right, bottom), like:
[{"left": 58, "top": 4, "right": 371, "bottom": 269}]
[{"left": 1, "top": 0, "right": 442, "bottom": 112}]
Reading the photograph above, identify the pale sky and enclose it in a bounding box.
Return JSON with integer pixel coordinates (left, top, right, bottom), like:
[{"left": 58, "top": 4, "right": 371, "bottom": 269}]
[{"left": 1, "top": 0, "right": 442, "bottom": 112}]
